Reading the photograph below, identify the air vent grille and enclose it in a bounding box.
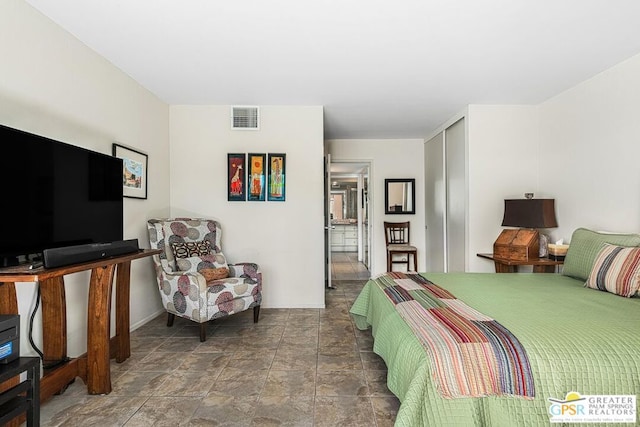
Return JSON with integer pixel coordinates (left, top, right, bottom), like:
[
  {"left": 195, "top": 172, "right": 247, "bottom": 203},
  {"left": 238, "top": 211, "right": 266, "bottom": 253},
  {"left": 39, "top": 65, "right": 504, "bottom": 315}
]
[{"left": 231, "top": 106, "right": 259, "bottom": 130}]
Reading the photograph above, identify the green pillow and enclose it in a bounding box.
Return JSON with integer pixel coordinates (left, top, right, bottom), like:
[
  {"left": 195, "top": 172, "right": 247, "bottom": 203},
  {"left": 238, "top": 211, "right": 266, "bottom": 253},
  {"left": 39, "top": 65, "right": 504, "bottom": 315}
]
[{"left": 562, "top": 228, "right": 640, "bottom": 281}]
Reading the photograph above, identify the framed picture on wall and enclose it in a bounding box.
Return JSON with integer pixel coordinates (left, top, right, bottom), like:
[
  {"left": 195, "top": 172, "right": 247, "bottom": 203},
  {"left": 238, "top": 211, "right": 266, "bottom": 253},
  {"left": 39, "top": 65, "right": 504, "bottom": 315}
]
[
  {"left": 227, "top": 153, "right": 246, "bottom": 201},
  {"left": 112, "top": 143, "right": 148, "bottom": 199},
  {"left": 247, "top": 153, "right": 266, "bottom": 201},
  {"left": 267, "top": 153, "right": 286, "bottom": 201}
]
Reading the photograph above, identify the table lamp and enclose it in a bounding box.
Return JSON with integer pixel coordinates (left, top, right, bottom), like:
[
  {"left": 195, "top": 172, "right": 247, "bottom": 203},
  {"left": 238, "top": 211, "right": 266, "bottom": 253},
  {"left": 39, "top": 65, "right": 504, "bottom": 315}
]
[{"left": 493, "top": 195, "right": 558, "bottom": 261}]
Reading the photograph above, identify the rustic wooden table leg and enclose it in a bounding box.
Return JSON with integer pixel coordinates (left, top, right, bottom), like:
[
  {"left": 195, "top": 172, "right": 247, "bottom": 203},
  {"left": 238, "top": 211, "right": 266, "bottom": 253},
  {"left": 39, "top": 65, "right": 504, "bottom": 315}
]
[
  {"left": 494, "top": 262, "right": 517, "bottom": 273},
  {"left": 533, "top": 264, "right": 556, "bottom": 273},
  {"left": 40, "top": 277, "right": 67, "bottom": 366},
  {"left": 86, "top": 264, "right": 116, "bottom": 394},
  {"left": 39, "top": 277, "right": 84, "bottom": 401},
  {"left": 0, "top": 281, "right": 18, "bottom": 314},
  {"left": 115, "top": 261, "right": 132, "bottom": 363}
]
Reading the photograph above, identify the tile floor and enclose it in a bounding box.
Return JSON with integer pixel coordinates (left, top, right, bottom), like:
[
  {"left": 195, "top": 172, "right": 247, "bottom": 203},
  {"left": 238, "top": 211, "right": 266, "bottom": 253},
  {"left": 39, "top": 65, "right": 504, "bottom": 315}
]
[
  {"left": 35, "top": 258, "right": 400, "bottom": 426},
  {"left": 330, "top": 252, "right": 370, "bottom": 281}
]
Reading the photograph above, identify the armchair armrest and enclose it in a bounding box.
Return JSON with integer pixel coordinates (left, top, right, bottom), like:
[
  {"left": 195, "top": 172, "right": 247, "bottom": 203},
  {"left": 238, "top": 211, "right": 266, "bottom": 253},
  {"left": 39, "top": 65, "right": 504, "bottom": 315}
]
[
  {"left": 229, "top": 262, "right": 262, "bottom": 291},
  {"left": 160, "top": 269, "right": 208, "bottom": 294}
]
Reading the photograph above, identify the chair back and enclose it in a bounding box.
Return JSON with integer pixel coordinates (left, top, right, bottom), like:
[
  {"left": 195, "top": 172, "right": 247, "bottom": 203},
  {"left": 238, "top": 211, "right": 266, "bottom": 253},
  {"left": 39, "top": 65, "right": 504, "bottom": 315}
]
[
  {"left": 147, "top": 218, "right": 223, "bottom": 272},
  {"left": 384, "top": 221, "right": 411, "bottom": 246}
]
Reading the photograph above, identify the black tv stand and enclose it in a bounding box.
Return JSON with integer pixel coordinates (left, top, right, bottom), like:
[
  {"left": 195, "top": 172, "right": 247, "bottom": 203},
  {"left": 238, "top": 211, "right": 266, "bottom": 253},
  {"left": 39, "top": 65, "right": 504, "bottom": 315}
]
[
  {"left": 1, "top": 254, "right": 42, "bottom": 269},
  {"left": 0, "top": 257, "right": 19, "bottom": 268},
  {"left": 27, "top": 262, "right": 43, "bottom": 270},
  {"left": 0, "top": 357, "right": 40, "bottom": 427}
]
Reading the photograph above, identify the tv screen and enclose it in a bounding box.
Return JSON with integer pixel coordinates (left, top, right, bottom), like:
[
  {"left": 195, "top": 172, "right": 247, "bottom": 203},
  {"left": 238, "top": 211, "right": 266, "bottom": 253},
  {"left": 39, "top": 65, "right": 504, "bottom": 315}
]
[{"left": 0, "top": 124, "right": 123, "bottom": 266}]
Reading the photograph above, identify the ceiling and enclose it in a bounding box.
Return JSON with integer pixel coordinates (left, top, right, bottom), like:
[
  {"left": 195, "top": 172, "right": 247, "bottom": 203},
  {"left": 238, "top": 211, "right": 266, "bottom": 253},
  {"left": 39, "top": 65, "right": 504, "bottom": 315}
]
[
  {"left": 330, "top": 162, "right": 369, "bottom": 175},
  {"left": 24, "top": 0, "right": 640, "bottom": 140}
]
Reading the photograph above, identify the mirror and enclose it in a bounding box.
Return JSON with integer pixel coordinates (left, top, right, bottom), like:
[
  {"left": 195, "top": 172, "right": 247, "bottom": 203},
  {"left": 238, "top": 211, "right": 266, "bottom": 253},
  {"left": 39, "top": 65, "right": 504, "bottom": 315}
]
[
  {"left": 330, "top": 178, "right": 359, "bottom": 223},
  {"left": 385, "top": 178, "right": 415, "bottom": 214}
]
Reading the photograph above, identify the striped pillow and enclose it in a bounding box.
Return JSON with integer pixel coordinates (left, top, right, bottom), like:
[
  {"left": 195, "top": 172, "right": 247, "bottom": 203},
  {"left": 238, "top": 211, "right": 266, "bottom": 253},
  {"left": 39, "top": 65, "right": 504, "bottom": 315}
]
[{"left": 585, "top": 244, "right": 640, "bottom": 297}]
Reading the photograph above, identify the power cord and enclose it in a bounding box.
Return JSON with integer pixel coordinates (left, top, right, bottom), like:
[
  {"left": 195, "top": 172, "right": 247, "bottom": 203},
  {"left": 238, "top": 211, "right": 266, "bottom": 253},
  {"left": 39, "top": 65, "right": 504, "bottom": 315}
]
[
  {"left": 28, "top": 282, "right": 70, "bottom": 370},
  {"left": 28, "top": 282, "right": 44, "bottom": 360}
]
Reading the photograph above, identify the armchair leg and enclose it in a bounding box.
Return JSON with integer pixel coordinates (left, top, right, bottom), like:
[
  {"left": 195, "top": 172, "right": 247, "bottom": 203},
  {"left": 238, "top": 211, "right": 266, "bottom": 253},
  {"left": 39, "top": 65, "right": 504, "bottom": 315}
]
[
  {"left": 253, "top": 305, "right": 260, "bottom": 323},
  {"left": 167, "top": 312, "right": 175, "bottom": 327},
  {"left": 200, "top": 323, "right": 207, "bottom": 342}
]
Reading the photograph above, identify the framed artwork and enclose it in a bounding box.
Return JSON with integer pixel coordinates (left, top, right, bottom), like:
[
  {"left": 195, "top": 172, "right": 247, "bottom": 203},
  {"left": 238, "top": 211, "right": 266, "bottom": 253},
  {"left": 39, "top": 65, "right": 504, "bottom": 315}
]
[
  {"left": 267, "top": 153, "right": 286, "bottom": 201},
  {"left": 227, "top": 153, "right": 246, "bottom": 201},
  {"left": 247, "top": 153, "right": 266, "bottom": 201},
  {"left": 112, "top": 143, "right": 148, "bottom": 199}
]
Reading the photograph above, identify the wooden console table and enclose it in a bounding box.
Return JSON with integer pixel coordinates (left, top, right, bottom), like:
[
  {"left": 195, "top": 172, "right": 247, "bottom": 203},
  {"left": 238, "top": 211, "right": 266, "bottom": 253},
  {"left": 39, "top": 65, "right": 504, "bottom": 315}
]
[
  {"left": 477, "top": 253, "right": 564, "bottom": 273},
  {"left": 0, "top": 249, "right": 160, "bottom": 403}
]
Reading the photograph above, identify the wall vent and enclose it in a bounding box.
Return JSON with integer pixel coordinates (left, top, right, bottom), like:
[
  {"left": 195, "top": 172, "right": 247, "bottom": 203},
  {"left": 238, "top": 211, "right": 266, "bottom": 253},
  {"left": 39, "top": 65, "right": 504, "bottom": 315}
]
[{"left": 231, "top": 106, "right": 260, "bottom": 130}]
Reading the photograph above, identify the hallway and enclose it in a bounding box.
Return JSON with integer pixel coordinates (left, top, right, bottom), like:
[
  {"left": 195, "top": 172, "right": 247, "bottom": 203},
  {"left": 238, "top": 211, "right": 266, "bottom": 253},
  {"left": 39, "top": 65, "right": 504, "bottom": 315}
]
[{"left": 331, "top": 252, "right": 370, "bottom": 281}]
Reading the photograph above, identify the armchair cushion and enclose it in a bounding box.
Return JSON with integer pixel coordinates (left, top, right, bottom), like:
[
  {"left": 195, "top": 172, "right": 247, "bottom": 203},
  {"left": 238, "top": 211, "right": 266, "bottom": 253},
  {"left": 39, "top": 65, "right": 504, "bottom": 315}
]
[
  {"left": 201, "top": 267, "right": 230, "bottom": 281},
  {"left": 175, "top": 252, "right": 229, "bottom": 273}
]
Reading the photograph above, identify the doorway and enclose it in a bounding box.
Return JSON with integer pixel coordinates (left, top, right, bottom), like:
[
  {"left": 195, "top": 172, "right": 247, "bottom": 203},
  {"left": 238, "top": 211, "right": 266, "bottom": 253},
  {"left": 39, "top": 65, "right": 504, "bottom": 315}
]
[{"left": 327, "top": 161, "right": 371, "bottom": 282}]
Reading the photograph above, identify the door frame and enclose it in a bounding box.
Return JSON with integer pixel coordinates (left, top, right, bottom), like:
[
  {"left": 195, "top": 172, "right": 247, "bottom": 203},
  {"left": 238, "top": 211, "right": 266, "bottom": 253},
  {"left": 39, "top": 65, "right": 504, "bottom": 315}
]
[
  {"left": 325, "top": 159, "right": 373, "bottom": 278},
  {"left": 324, "top": 154, "right": 334, "bottom": 289}
]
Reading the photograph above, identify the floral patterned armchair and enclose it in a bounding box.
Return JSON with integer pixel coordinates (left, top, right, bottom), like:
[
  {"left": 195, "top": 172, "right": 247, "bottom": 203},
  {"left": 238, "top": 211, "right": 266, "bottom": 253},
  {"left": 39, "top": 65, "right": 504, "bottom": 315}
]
[{"left": 147, "top": 218, "right": 262, "bottom": 341}]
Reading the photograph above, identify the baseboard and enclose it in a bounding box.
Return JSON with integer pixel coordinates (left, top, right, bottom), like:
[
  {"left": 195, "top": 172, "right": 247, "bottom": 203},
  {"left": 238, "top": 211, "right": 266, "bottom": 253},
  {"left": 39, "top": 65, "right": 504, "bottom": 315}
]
[
  {"left": 264, "top": 303, "right": 326, "bottom": 309},
  {"left": 130, "top": 308, "right": 165, "bottom": 332}
]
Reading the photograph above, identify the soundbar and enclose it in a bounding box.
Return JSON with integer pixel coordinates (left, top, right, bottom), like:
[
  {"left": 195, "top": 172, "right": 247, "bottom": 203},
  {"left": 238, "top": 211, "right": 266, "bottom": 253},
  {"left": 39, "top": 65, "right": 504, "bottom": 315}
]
[{"left": 43, "top": 239, "right": 140, "bottom": 269}]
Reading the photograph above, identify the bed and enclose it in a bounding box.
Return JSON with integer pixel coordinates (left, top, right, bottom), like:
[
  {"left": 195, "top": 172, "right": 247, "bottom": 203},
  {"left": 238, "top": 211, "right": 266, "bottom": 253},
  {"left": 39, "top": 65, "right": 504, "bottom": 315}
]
[{"left": 350, "top": 228, "right": 640, "bottom": 426}]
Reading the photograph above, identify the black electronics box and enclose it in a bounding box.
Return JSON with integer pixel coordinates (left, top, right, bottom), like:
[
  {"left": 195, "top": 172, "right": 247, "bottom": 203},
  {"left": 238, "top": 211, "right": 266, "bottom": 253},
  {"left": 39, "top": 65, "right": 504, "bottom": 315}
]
[
  {"left": 43, "top": 238, "right": 140, "bottom": 268},
  {"left": 0, "top": 315, "right": 20, "bottom": 364}
]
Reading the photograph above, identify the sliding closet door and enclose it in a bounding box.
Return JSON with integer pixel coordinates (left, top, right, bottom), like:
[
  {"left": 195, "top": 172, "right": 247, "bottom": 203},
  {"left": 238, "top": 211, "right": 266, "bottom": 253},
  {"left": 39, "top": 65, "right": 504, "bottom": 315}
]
[
  {"left": 424, "top": 132, "right": 445, "bottom": 272},
  {"left": 445, "top": 118, "right": 466, "bottom": 272}
]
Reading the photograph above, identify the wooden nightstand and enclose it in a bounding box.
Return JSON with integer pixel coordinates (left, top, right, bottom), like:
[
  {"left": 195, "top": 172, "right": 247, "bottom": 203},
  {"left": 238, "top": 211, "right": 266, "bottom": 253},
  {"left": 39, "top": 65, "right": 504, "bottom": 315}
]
[{"left": 477, "top": 253, "right": 564, "bottom": 273}]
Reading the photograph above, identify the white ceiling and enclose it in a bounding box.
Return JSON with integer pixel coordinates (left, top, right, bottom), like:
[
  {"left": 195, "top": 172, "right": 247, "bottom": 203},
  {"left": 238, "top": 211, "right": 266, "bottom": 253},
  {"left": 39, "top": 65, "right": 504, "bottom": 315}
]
[
  {"left": 331, "top": 162, "right": 369, "bottom": 175},
  {"left": 24, "top": 0, "right": 640, "bottom": 140}
]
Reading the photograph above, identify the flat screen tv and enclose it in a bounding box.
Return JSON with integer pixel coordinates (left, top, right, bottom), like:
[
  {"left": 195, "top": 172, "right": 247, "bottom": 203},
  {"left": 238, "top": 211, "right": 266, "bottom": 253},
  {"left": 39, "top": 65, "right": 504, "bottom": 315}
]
[{"left": 0, "top": 123, "right": 124, "bottom": 267}]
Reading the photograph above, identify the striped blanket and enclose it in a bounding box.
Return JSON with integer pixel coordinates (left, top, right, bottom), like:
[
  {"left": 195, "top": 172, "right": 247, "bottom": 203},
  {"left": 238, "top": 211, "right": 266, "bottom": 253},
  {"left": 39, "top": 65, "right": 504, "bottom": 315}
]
[{"left": 375, "top": 272, "right": 534, "bottom": 399}]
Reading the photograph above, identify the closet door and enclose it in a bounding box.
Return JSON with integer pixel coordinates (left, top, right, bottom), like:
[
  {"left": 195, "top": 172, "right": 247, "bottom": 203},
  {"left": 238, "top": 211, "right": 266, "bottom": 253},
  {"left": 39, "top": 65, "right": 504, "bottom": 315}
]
[
  {"left": 424, "top": 118, "right": 467, "bottom": 273},
  {"left": 424, "top": 132, "right": 445, "bottom": 272},
  {"left": 445, "top": 118, "right": 466, "bottom": 272}
]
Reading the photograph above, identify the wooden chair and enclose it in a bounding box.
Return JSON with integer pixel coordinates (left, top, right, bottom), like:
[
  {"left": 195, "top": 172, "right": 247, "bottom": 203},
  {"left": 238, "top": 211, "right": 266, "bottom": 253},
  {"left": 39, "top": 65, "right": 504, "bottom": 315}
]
[{"left": 384, "top": 221, "right": 418, "bottom": 272}]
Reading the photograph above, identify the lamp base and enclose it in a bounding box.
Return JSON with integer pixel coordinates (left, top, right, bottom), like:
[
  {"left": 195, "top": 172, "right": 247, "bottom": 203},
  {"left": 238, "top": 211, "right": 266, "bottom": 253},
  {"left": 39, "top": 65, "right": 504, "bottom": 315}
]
[
  {"left": 493, "top": 229, "right": 539, "bottom": 261},
  {"left": 539, "top": 233, "right": 549, "bottom": 258}
]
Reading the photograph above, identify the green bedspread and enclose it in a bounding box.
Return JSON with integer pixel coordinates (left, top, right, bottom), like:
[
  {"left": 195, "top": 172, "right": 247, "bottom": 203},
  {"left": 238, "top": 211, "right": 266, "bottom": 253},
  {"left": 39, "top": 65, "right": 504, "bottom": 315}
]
[{"left": 350, "top": 273, "right": 640, "bottom": 426}]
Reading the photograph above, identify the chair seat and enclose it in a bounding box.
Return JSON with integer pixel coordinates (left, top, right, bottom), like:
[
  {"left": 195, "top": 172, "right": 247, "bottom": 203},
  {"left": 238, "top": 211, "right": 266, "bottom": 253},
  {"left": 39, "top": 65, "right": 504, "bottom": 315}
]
[{"left": 387, "top": 244, "right": 417, "bottom": 252}]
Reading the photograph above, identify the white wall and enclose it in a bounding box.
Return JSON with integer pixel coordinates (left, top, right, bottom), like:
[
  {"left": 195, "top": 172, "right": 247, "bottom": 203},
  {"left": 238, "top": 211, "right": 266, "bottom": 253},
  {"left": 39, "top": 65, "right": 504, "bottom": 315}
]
[
  {"left": 424, "top": 106, "right": 540, "bottom": 273},
  {"left": 0, "top": 0, "right": 170, "bottom": 356},
  {"left": 465, "top": 105, "right": 540, "bottom": 272},
  {"left": 327, "top": 139, "right": 425, "bottom": 275},
  {"left": 539, "top": 52, "right": 640, "bottom": 242},
  {"left": 453, "top": 53, "right": 640, "bottom": 272},
  {"left": 169, "top": 105, "right": 325, "bottom": 308}
]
